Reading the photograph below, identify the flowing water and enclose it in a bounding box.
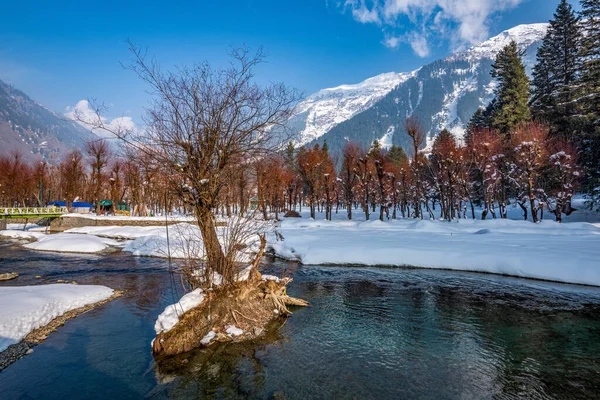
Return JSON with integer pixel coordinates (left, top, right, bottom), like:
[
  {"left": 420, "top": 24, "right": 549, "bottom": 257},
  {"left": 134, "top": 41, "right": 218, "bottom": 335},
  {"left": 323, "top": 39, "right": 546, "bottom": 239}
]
[{"left": 1, "top": 240, "right": 600, "bottom": 399}]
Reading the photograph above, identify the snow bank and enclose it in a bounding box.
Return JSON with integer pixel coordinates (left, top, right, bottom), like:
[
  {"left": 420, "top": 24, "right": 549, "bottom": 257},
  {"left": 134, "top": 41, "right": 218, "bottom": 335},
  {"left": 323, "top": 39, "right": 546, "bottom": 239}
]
[
  {"left": 65, "top": 225, "right": 166, "bottom": 240},
  {"left": 6, "top": 223, "right": 45, "bottom": 231},
  {"left": 154, "top": 288, "right": 205, "bottom": 334},
  {"left": 270, "top": 216, "right": 600, "bottom": 286},
  {"left": 23, "top": 233, "right": 121, "bottom": 253},
  {"left": 61, "top": 213, "right": 196, "bottom": 222},
  {"left": 0, "top": 230, "right": 46, "bottom": 241},
  {"left": 0, "top": 284, "right": 114, "bottom": 352}
]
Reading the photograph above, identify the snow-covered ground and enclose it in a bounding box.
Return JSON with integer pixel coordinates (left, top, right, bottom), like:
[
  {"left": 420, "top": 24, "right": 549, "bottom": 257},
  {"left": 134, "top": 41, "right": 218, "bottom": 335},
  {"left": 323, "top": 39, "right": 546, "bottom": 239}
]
[
  {"left": 0, "top": 230, "right": 46, "bottom": 241},
  {"left": 61, "top": 213, "right": 196, "bottom": 222},
  {"left": 23, "top": 233, "right": 121, "bottom": 253},
  {"left": 65, "top": 225, "right": 166, "bottom": 240},
  {"left": 268, "top": 207, "right": 600, "bottom": 286},
  {"left": 0, "top": 284, "right": 114, "bottom": 352},
  {"left": 66, "top": 221, "right": 266, "bottom": 260}
]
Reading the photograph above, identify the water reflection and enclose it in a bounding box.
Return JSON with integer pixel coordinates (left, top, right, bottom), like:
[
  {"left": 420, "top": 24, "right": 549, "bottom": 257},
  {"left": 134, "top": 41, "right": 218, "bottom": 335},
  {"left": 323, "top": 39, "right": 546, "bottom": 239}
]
[
  {"left": 1, "top": 242, "right": 600, "bottom": 399},
  {"left": 152, "top": 321, "right": 286, "bottom": 399}
]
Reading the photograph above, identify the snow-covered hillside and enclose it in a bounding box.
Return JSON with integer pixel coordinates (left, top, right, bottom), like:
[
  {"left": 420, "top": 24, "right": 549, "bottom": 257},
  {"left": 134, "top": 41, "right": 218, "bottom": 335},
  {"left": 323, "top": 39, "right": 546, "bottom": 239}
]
[
  {"left": 451, "top": 23, "right": 549, "bottom": 62},
  {"left": 290, "top": 72, "right": 414, "bottom": 146},
  {"left": 291, "top": 23, "right": 549, "bottom": 152}
]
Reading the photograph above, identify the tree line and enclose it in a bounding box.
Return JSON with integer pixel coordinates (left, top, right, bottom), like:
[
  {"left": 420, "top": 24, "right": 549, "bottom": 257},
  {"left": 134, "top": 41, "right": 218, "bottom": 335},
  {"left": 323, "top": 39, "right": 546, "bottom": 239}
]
[
  {"left": 250, "top": 117, "right": 578, "bottom": 223},
  {"left": 0, "top": 140, "right": 179, "bottom": 216}
]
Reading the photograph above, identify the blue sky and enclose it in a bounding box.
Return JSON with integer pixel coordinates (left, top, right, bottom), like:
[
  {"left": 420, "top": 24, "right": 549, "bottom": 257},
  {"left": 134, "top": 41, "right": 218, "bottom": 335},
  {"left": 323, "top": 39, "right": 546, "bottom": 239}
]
[{"left": 0, "top": 0, "right": 568, "bottom": 125}]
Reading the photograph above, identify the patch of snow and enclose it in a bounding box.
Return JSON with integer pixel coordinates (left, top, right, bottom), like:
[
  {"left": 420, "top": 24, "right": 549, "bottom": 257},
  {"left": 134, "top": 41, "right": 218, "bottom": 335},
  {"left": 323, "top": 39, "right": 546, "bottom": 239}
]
[
  {"left": 200, "top": 330, "right": 216, "bottom": 345},
  {"left": 0, "top": 284, "right": 114, "bottom": 352},
  {"left": 122, "top": 222, "right": 265, "bottom": 261},
  {"left": 378, "top": 125, "right": 395, "bottom": 150},
  {"left": 65, "top": 225, "right": 166, "bottom": 240},
  {"left": 23, "top": 233, "right": 120, "bottom": 253},
  {"left": 0, "top": 230, "right": 46, "bottom": 241},
  {"left": 261, "top": 275, "right": 281, "bottom": 283},
  {"left": 154, "top": 288, "right": 205, "bottom": 334},
  {"left": 225, "top": 325, "right": 244, "bottom": 337}
]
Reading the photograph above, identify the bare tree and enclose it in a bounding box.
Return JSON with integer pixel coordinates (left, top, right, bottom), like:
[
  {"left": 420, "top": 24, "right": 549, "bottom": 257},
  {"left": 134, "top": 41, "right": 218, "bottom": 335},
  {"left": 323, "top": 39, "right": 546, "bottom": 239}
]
[
  {"left": 86, "top": 139, "right": 111, "bottom": 214},
  {"left": 77, "top": 45, "right": 300, "bottom": 285},
  {"left": 405, "top": 116, "right": 425, "bottom": 218},
  {"left": 60, "top": 150, "right": 85, "bottom": 211},
  {"left": 340, "top": 143, "right": 360, "bottom": 220}
]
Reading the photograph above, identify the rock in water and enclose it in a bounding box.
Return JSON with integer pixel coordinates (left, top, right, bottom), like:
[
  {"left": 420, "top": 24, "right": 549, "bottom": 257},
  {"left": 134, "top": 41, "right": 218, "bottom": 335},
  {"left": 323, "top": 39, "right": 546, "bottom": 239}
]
[{"left": 0, "top": 272, "right": 18, "bottom": 281}]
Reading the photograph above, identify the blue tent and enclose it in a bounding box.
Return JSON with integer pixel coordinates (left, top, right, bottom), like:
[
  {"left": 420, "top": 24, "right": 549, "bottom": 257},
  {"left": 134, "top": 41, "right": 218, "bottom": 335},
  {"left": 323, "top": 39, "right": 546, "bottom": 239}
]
[{"left": 47, "top": 201, "right": 94, "bottom": 208}]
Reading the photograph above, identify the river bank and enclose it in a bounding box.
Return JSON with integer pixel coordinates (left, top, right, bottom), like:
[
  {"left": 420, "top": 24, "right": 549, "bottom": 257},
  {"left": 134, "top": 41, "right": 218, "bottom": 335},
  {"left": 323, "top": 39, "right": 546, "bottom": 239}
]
[{"left": 0, "top": 288, "right": 122, "bottom": 371}]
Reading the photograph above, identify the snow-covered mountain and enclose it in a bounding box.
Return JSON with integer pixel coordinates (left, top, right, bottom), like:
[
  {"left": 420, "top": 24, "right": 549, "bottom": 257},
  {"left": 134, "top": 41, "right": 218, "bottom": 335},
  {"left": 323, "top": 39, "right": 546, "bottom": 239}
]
[
  {"left": 0, "top": 78, "right": 98, "bottom": 163},
  {"left": 292, "top": 23, "right": 549, "bottom": 154},
  {"left": 450, "top": 23, "right": 548, "bottom": 62},
  {"left": 289, "top": 71, "right": 415, "bottom": 146}
]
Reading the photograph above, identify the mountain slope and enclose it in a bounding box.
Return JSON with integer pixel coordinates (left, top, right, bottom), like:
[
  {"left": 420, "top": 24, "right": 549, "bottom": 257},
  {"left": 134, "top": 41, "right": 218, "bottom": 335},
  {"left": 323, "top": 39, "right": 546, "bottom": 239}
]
[
  {"left": 294, "top": 23, "right": 548, "bottom": 154},
  {"left": 290, "top": 71, "right": 416, "bottom": 146},
  {"left": 0, "top": 79, "right": 97, "bottom": 163}
]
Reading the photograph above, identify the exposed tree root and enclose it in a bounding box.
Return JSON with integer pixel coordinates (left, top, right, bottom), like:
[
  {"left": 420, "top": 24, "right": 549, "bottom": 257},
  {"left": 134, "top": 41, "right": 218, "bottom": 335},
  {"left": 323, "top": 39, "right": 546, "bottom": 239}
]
[{"left": 152, "top": 278, "right": 307, "bottom": 357}]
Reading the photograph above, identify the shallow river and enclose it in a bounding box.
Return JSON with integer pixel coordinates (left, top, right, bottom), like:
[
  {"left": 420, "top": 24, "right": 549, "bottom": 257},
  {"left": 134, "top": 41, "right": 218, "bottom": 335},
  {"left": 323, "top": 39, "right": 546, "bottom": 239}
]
[{"left": 1, "top": 241, "right": 600, "bottom": 399}]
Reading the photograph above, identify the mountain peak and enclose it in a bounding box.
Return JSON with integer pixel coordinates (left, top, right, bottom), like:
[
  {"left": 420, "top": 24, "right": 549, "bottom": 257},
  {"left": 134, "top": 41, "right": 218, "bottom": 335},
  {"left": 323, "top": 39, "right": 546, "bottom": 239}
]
[
  {"left": 290, "top": 71, "right": 415, "bottom": 146},
  {"left": 451, "top": 23, "right": 548, "bottom": 61}
]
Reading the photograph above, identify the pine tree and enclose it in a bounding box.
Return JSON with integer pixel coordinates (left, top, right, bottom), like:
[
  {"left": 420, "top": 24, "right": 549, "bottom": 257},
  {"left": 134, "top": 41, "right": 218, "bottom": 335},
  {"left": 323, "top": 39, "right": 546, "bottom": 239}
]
[
  {"left": 467, "top": 107, "right": 487, "bottom": 133},
  {"left": 491, "top": 41, "right": 531, "bottom": 136},
  {"left": 284, "top": 142, "right": 296, "bottom": 169},
  {"left": 530, "top": 39, "right": 555, "bottom": 122},
  {"left": 579, "top": 0, "right": 600, "bottom": 207},
  {"left": 387, "top": 144, "right": 408, "bottom": 166},
  {"left": 580, "top": 0, "right": 600, "bottom": 119},
  {"left": 531, "top": 0, "right": 582, "bottom": 138}
]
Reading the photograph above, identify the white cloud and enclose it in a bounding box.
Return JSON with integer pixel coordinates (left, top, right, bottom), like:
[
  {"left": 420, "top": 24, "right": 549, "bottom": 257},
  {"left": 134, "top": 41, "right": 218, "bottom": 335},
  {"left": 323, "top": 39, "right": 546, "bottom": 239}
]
[
  {"left": 346, "top": 0, "right": 381, "bottom": 24},
  {"left": 383, "top": 35, "right": 401, "bottom": 48},
  {"left": 344, "top": 0, "right": 525, "bottom": 57},
  {"left": 65, "top": 100, "right": 136, "bottom": 139},
  {"left": 409, "top": 33, "right": 430, "bottom": 57}
]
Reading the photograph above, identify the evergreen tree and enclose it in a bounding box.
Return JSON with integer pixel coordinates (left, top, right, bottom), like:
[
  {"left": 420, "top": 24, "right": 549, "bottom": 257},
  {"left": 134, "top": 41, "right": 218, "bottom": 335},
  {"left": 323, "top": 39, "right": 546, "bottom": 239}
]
[
  {"left": 580, "top": 0, "right": 600, "bottom": 118},
  {"left": 467, "top": 107, "right": 487, "bottom": 133},
  {"left": 530, "top": 39, "right": 555, "bottom": 122},
  {"left": 370, "top": 139, "right": 381, "bottom": 152},
  {"left": 491, "top": 41, "right": 531, "bottom": 136},
  {"left": 284, "top": 141, "right": 296, "bottom": 169},
  {"left": 579, "top": 0, "right": 600, "bottom": 207},
  {"left": 387, "top": 144, "right": 408, "bottom": 166},
  {"left": 434, "top": 129, "right": 455, "bottom": 147},
  {"left": 531, "top": 0, "right": 582, "bottom": 138}
]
